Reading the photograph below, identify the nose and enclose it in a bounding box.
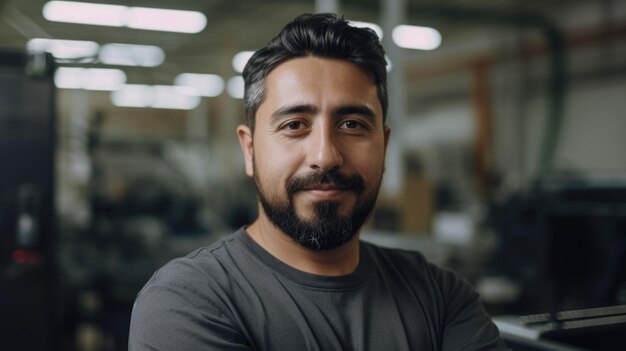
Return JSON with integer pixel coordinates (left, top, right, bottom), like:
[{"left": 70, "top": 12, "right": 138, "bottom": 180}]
[{"left": 307, "top": 123, "right": 343, "bottom": 172}]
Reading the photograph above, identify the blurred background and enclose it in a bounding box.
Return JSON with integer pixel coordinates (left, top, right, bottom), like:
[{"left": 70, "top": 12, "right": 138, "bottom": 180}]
[{"left": 1, "top": 0, "right": 625, "bottom": 350}]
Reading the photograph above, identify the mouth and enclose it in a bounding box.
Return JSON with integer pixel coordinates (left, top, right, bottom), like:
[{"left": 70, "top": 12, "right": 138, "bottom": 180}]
[
  {"left": 299, "top": 184, "right": 350, "bottom": 200},
  {"left": 286, "top": 170, "right": 365, "bottom": 199},
  {"left": 302, "top": 183, "right": 346, "bottom": 191}
]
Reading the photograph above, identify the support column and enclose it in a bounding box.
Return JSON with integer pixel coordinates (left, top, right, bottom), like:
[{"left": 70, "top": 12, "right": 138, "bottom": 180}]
[
  {"left": 381, "top": 0, "right": 407, "bottom": 196},
  {"left": 471, "top": 61, "right": 493, "bottom": 199}
]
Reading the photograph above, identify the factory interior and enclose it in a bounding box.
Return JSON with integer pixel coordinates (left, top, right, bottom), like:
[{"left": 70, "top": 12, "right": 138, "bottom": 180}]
[{"left": 1, "top": 0, "right": 626, "bottom": 350}]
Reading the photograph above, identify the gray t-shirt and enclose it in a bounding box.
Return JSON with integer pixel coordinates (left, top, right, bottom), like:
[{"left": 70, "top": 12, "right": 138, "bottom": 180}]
[{"left": 129, "top": 228, "right": 507, "bottom": 350}]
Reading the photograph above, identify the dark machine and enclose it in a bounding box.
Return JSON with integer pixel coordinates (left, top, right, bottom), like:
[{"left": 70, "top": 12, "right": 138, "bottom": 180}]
[
  {"left": 489, "top": 178, "right": 626, "bottom": 350},
  {"left": 0, "top": 50, "right": 61, "bottom": 351}
]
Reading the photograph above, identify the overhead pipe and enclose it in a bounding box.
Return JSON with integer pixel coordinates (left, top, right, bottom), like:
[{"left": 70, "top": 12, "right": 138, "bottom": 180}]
[
  {"left": 342, "top": 0, "right": 567, "bottom": 180},
  {"left": 306, "top": 0, "right": 567, "bottom": 180},
  {"left": 402, "top": 4, "right": 567, "bottom": 180}
]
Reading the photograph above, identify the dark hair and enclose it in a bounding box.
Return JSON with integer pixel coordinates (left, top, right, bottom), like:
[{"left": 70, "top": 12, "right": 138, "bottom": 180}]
[{"left": 242, "top": 13, "right": 388, "bottom": 130}]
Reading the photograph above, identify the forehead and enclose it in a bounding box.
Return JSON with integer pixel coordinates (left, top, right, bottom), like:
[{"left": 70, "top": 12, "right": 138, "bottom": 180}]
[{"left": 257, "top": 56, "right": 382, "bottom": 121}]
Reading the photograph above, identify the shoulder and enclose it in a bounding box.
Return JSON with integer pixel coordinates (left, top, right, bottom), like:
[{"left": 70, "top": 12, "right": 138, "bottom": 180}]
[
  {"left": 132, "top": 237, "right": 227, "bottom": 314},
  {"left": 363, "top": 242, "right": 506, "bottom": 350},
  {"left": 129, "top": 232, "right": 251, "bottom": 350},
  {"left": 363, "top": 241, "right": 477, "bottom": 302},
  {"left": 136, "top": 232, "right": 246, "bottom": 303}
]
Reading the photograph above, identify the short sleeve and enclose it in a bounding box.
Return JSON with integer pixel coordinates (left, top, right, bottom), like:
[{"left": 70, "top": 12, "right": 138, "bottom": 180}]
[{"left": 128, "top": 260, "right": 252, "bottom": 351}]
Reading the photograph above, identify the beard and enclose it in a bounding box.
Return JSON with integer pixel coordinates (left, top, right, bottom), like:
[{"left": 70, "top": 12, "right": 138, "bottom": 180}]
[{"left": 253, "top": 163, "right": 381, "bottom": 251}]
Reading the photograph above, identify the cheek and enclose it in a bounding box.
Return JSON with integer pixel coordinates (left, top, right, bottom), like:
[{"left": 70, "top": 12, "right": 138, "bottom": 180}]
[
  {"left": 349, "top": 143, "right": 386, "bottom": 178},
  {"left": 254, "top": 143, "right": 302, "bottom": 186}
]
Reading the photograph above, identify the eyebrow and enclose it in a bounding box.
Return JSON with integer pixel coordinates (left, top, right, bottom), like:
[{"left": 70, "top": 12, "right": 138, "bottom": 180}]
[
  {"left": 270, "top": 104, "right": 378, "bottom": 125},
  {"left": 333, "top": 105, "right": 377, "bottom": 124},
  {"left": 270, "top": 104, "right": 317, "bottom": 124}
]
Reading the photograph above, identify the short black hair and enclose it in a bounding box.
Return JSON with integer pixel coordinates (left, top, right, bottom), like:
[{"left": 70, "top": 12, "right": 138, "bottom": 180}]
[{"left": 242, "top": 13, "right": 388, "bottom": 130}]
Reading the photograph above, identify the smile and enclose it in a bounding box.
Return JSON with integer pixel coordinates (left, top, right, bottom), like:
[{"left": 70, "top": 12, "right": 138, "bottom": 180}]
[{"left": 301, "top": 187, "right": 350, "bottom": 200}]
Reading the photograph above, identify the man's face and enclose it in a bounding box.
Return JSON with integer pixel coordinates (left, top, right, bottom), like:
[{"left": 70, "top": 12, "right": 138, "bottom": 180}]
[{"left": 238, "top": 56, "right": 390, "bottom": 251}]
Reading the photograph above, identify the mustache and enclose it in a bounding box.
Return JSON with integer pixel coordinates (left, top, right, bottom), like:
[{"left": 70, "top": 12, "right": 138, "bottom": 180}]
[{"left": 286, "top": 170, "right": 365, "bottom": 195}]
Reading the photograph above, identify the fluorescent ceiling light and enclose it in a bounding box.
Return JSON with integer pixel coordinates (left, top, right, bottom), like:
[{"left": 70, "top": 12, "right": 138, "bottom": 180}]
[
  {"left": 54, "top": 67, "right": 83, "bottom": 90},
  {"left": 27, "top": 38, "right": 99, "bottom": 61},
  {"left": 127, "top": 7, "right": 206, "bottom": 33},
  {"left": 99, "top": 43, "right": 165, "bottom": 67},
  {"left": 232, "top": 51, "right": 255, "bottom": 73},
  {"left": 227, "top": 76, "right": 244, "bottom": 99},
  {"left": 83, "top": 68, "right": 127, "bottom": 91},
  {"left": 55, "top": 67, "right": 126, "bottom": 91},
  {"left": 392, "top": 25, "right": 442, "bottom": 50},
  {"left": 349, "top": 20, "right": 383, "bottom": 39},
  {"left": 111, "top": 84, "right": 152, "bottom": 107},
  {"left": 151, "top": 86, "right": 200, "bottom": 109},
  {"left": 174, "top": 73, "right": 224, "bottom": 97},
  {"left": 43, "top": 1, "right": 207, "bottom": 34},
  {"left": 43, "top": 1, "right": 127, "bottom": 27},
  {"left": 111, "top": 84, "right": 200, "bottom": 110}
]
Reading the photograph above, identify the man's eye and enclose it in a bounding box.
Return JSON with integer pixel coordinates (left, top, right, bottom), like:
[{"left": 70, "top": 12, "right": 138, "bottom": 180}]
[
  {"left": 341, "top": 120, "right": 363, "bottom": 129},
  {"left": 286, "top": 121, "right": 302, "bottom": 130}
]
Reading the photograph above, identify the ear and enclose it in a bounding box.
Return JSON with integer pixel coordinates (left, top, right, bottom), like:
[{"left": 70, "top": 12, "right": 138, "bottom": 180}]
[
  {"left": 383, "top": 126, "right": 391, "bottom": 152},
  {"left": 236, "top": 124, "right": 254, "bottom": 177},
  {"left": 383, "top": 126, "right": 391, "bottom": 172}
]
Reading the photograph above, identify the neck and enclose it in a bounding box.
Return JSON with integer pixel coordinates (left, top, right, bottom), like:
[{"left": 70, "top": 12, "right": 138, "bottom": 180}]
[{"left": 246, "top": 215, "right": 360, "bottom": 276}]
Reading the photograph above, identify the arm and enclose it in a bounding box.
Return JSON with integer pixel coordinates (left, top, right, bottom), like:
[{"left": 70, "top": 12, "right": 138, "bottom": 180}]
[{"left": 436, "top": 268, "right": 509, "bottom": 351}]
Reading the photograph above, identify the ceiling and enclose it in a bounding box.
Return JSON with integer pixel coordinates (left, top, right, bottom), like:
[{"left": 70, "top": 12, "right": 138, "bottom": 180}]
[
  {"left": 1, "top": 0, "right": 317, "bottom": 85},
  {"left": 0, "top": 0, "right": 585, "bottom": 88}
]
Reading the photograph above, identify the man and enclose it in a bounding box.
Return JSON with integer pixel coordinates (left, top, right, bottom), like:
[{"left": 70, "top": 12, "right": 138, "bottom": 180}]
[{"left": 129, "top": 13, "right": 507, "bottom": 350}]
